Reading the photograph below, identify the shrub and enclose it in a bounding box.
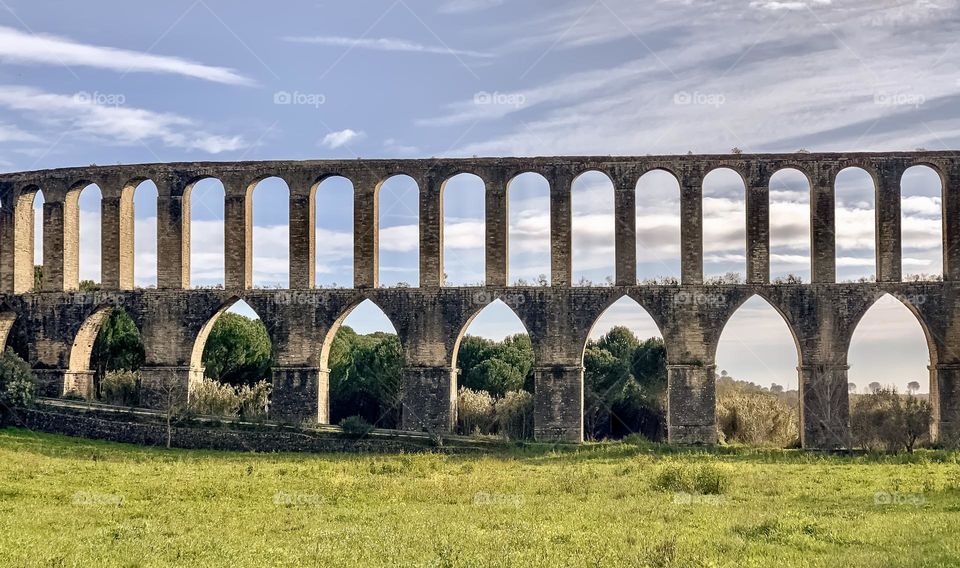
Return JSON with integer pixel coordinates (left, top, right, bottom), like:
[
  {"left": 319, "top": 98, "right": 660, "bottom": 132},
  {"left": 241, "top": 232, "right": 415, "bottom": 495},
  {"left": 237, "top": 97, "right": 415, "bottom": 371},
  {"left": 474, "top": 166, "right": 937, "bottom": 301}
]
[
  {"left": 457, "top": 387, "right": 495, "bottom": 435},
  {"left": 340, "top": 415, "right": 375, "bottom": 437},
  {"left": 494, "top": 390, "right": 533, "bottom": 440},
  {"left": 717, "top": 390, "right": 799, "bottom": 447},
  {"left": 188, "top": 378, "right": 241, "bottom": 417},
  {"left": 851, "top": 388, "right": 931, "bottom": 453},
  {"left": 236, "top": 380, "right": 271, "bottom": 419},
  {"left": 652, "top": 462, "right": 729, "bottom": 495},
  {"left": 0, "top": 348, "right": 37, "bottom": 411},
  {"left": 100, "top": 370, "right": 140, "bottom": 406}
]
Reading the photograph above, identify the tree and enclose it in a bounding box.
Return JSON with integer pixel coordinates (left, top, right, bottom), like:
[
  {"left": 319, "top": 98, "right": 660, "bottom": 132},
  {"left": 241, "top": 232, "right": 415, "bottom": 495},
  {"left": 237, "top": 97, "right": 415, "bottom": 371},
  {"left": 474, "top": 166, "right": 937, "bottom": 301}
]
[
  {"left": 90, "top": 309, "right": 145, "bottom": 399},
  {"left": 902, "top": 393, "right": 932, "bottom": 452},
  {"left": 201, "top": 313, "right": 272, "bottom": 387},
  {"left": 329, "top": 327, "right": 404, "bottom": 427},
  {"left": 868, "top": 382, "right": 882, "bottom": 394},
  {"left": 907, "top": 381, "right": 921, "bottom": 394},
  {"left": 457, "top": 334, "right": 533, "bottom": 397},
  {"left": 0, "top": 348, "right": 37, "bottom": 419}
]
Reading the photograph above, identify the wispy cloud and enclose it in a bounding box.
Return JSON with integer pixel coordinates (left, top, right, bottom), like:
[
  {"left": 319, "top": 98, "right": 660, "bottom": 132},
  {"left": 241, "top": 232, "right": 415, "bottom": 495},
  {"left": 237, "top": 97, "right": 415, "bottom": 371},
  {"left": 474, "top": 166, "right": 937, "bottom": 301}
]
[
  {"left": 0, "top": 25, "right": 254, "bottom": 86},
  {"left": 0, "top": 86, "right": 245, "bottom": 154},
  {"left": 438, "top": 0, "right": 504, "bottom": 14},
  {"left": 283, "top": 35, "right": 491, "bottom": 58},
  {"left": 320, "top": 128, "right": 364, "bottom": 149}
]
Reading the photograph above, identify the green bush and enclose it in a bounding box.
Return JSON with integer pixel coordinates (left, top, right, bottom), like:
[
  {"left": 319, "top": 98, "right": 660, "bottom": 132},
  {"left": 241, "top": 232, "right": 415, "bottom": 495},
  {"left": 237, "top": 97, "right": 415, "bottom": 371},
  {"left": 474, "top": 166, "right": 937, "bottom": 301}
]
[
  {"left": 457, "top": 387, "right": 534, "bottom": 440},
  {"left": 851, "top": 388, "right": 931, "bottom": 453},
  {"left": 0, "top": 348, "right": 37, "bottom": 411},
  {"left": 100, "top": 370, "right": 139, "bottom": 406},
  {"left": 340, "top": 415, "right": 375, "bottom": 437},
  {"left": 457, "top": 387, "right": 495, "bottom": 435},
  {"left": 651, "top": 462, "right": 730, "bottom": 495}
]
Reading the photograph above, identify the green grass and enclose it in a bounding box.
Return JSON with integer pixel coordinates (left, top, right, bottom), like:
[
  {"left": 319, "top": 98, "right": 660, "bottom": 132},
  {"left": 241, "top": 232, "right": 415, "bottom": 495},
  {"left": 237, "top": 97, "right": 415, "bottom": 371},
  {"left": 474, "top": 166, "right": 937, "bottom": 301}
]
[{"left": 1, "top": 429, "right": 959, "bottom": 567}]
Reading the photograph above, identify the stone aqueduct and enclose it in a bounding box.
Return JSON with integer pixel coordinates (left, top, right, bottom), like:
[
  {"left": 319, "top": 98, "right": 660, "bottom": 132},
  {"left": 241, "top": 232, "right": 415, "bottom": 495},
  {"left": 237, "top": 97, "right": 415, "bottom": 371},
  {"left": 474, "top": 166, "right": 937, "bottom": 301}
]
[{"left": 1, "top": 151, "right": 959, "bottom": 449}]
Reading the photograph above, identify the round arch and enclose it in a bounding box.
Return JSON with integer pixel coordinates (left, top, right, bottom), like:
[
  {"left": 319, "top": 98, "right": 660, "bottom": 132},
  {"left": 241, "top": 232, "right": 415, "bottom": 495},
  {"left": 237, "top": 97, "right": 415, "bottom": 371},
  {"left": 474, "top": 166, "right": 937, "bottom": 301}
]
[
  {"left": 636, "top": 169, "right": 681, "bottom": 283},
  {"left": 505, "top": 172, "right": 551, "bottom": 285}
]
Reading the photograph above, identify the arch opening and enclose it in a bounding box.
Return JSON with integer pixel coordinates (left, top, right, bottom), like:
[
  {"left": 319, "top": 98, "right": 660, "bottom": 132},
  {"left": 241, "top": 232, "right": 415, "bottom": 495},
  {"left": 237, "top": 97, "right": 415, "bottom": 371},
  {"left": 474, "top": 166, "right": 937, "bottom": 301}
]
[
  {"left": 702, "top": 168, "right": 746, "bottom": 283},
  {"left": 315, "top": 175, "right": 354, "bottom": 288},
  {"left": 636, "top": 170, "right": 681, "bottom": 283},
  {"left": 30, "top": 189, "right": 44, "bottom": 291},
  {"left": 66, "top": 307, "right": 145, "bottom": 401},
  {"left": 572, "top": 170, "right": 614, "bottom": 286},
  {"left": 251, "top": 176, "right": 289, "bottom": 288},
  {"left": 190, "top": 299, "right": 273, "bottom": 418},
  {"left": 321, "top": 298, "right": 402, "bottom": 428},
  {"left": 769, "top": 169, "right": 811, "bottom": 282},
  {"left": 507, "top": 172, "right": 550, "bottom": 285},
  {"left": 453, "top": 299, "right": 533, "bottom": 439},
  {"left": 901, "top": 165, "right": 943, "bottom": 280},
  {"left": 377, "top": 175, "right": 419, "bottom": 287},
  {"left": 76, "top": 183, "right": 102, "bottom": 288},
  {"left": 835, "top": 167, "right": 876, "bottom": 282},
  {"left": 133, "top": 180, "right": 158, "bottom": 288},
  {"left": 583, "top": 295, "right": 667, "bottom": 441},
  {"left": 715, "top": 295, "right": 800, "bottom": 447},
  {"left": 188, "top": 178, "right": 225, "bottom": 288},
  {"left": 442, "top": 173, "right": 485, "bottom": 286}
]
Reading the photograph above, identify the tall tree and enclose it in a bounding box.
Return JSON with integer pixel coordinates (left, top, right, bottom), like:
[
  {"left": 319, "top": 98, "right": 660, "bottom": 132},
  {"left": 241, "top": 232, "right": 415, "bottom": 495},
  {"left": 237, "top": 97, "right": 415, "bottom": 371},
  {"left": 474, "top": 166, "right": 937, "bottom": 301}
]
[{"left": 201, "top": 313, "right": 272, "bottom": 387}]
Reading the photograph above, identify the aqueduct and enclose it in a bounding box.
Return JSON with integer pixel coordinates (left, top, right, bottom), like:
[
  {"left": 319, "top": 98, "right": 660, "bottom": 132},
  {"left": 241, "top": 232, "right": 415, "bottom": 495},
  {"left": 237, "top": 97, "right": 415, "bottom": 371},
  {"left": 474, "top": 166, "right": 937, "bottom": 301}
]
[{"left": 1, "top": 152, "right": 959, "bottom": 449}]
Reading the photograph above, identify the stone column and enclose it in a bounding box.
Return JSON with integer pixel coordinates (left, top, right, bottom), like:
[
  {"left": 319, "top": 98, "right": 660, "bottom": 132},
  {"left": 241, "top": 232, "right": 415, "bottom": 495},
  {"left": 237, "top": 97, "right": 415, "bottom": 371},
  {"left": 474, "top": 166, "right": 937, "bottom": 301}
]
[
  {"left": 943, "top": 163, "right": 959, "bottom": 282},
  {"left": 354, "top": 177, "right": 378, "bottom": 289},
  {"left": 139, "top": 366, "right": 193, "bottom": 410},
  {"left": 33, "top": 369, "right": 69, "bottom": 398},
  {"left": 533, "top": 364, "right": 583, "bottom": 442},
  {"left": 100, "top": 193, "right": 135, "bottom": 290},
  {"left": 12, "top": 193, "right": 35, "bottom": 293},
  {"left": 271, "top": 366, "right": 327, "bottom": 424},
  {"left": 223, "top": 185, "right": 252, "bottom": 289},
  {"left": 288, "top": 187, "right": 315, "bottom": 289},
  {"left": 875, "top": 162, "right": 903, "bottom": 282},
  {"left": 810, "top": 168, "right": 836, "bottom": 284},
  {"left": 0, "top": 205, "right": 12, "bottom": 294},
  {"left": 485, "top": 177, "right": 508, "bottom": 287},
  {"left": 667, "top": 363, "right": 716, "bottom": 444},
  {"left": 798, "top": 363, "right": 850, "bottom": 449},
  {"left": 419, "top": 178, "right": 443, "bottom": 288},
  {"left": 680, "top": 179, "right": 703, "bottom": 285},
  {"left": 42, "top": 195, "right": 79, "bottom": 291},
  {"left": 614, "top": 186, "right": 637, "bottom": 286},
  {"left": 549, "top": 173, "right": 573, "bottom": 287},
  {"left": 63, "top": 370, "right": 95, "bottom": 399},
  {"left": 401, "top": 365, "right": 457, "bottom": 432},
  {"left": 930, "top": 363, "right": 960, "bottom": 446},
  {"left": 156, "top": 185, "right": 190, "bottom": 289},
  {"left": 745, "top": 175, "right": 770, "bottom": 284}
]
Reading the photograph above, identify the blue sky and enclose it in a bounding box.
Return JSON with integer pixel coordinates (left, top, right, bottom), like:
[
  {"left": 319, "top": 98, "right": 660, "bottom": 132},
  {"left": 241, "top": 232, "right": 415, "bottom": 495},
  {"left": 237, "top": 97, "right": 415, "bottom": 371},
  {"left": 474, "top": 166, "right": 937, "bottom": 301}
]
[{"left": 2, "top": 0, "right": 954, "bottom": 391}]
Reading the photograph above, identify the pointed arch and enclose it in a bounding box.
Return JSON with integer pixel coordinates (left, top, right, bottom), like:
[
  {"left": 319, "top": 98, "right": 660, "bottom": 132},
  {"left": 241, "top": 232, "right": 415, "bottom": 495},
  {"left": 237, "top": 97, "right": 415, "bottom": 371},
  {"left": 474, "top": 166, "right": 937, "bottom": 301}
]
[
  {"left": 835, "top": 167, "right": 876, "bottom": 282},
  {"left": 66, "top": 306, "right": 144, "bottom": 398},
  {"left": 636, "top": 169, "right": 681, "bottom": 282},
  {"left": 583, "top": 294, "right": 666, "bottom": 363},
  {"left": 847, "top": 293, "right": 934, "bottom": 393},
  {"left": 702, "top": 167, "right": 746, "bottom": 282},
  {"left": 506, "top": 172, "right": 550, "bottom": 285},
  {"left": 572, "top": 170, "right": 615, "bottom": 286},
  {"left": 715, "top": 293, "right": 802, "bottom": 386},
  {"left": 452, "top": 297, "right": 531, "bottom": 371},
  {"left": 0, "top": 310, "right": 15, "bottom": 351}
]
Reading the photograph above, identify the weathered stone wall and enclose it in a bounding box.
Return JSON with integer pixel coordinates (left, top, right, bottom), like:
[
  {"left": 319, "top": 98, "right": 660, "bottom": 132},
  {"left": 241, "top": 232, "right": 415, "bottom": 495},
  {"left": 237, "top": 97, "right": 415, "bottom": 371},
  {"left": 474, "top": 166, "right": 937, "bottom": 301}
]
[{"left": 0, "top": 152, "right": 958, "bottom": 450}]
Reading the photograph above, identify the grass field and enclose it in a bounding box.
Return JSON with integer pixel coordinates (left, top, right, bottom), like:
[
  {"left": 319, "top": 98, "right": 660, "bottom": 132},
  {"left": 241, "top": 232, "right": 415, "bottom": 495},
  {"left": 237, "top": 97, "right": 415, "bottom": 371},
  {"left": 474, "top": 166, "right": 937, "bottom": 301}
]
[{"left": 1, "top": 429, "right": 959, "bottom": 567}]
